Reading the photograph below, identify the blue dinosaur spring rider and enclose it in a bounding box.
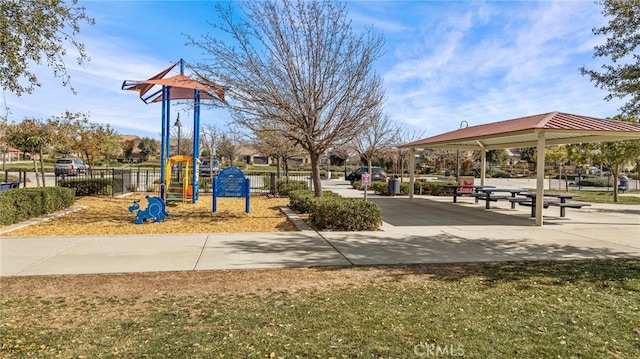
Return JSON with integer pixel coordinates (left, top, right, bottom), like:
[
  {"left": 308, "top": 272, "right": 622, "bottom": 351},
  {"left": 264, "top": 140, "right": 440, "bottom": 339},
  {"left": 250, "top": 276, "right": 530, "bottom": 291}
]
[{"left": 128, "top": 196, "right": 169, "bottom": 224}]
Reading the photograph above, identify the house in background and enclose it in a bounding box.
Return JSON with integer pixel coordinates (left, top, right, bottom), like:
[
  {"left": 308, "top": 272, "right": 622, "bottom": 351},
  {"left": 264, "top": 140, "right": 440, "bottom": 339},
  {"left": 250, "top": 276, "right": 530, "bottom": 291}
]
[
  {"left": 120, "top": 135, "right": 160, "bottom": 162},
  {"left": 0, "top": 146, "right": 27, "bottom": 162}
]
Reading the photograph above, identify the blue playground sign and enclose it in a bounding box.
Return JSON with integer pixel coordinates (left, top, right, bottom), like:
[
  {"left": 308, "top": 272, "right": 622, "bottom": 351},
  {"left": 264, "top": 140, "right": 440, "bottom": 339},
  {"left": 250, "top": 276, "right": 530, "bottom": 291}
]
[{"left": 213, "top": 166, "right": 250, "bottom": 213}]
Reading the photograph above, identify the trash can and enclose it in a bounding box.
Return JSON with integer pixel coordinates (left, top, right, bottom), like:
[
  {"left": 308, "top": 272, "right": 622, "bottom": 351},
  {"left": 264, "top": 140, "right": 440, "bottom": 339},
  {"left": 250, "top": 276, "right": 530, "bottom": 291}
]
[{"left": 388, "top": 175, "right": 400, "bottom": 195}]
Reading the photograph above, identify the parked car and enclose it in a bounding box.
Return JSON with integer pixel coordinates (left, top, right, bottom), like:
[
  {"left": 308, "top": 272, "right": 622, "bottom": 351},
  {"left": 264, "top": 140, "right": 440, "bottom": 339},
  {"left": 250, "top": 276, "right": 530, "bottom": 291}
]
[
  {"left": 199, "top": 158, "right": 220, "bottom": 177},
  {"left": 54, "top": 158, "right": 90, "bottom": 177},
  {"left": 346, "top": 166, "right": 387, "bottom": 184}
]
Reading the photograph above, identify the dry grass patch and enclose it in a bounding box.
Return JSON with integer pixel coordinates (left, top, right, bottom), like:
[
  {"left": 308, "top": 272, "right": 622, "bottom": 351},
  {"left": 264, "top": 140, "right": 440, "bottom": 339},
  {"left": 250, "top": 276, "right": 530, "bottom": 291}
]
[
  {"left": 1, "top": 194, "right": 296, "bottom": 236},
  {"left": 2, "top": 260, "right": 639, "bottom": 358}
]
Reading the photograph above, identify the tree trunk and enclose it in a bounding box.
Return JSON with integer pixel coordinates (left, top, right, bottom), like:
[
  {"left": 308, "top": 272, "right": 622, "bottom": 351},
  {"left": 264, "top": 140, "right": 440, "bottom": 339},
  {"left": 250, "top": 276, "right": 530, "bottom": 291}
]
[
  {"left": 31, "top": 157, "right": 40, "bottom": 187},
  {"left": 310, "top": 153, "right": 322, "bottom": 197},
  {"left": 612, "top": 164, "right": 620, "bottom": 203},
  {"left": 39, "top": 148, "right": 46, "bottom": 187}
]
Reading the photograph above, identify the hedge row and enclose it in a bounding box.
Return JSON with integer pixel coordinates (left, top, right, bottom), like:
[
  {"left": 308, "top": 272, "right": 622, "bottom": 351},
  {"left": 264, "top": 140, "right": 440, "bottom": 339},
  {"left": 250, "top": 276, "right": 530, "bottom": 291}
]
[
  {"left": 58, "top": 178, "right": 113, "bottom": 196},
  {"left": 351, "top": 180, "right": 454, "bottom": 196},
  {"left": 0, "top": 187, "right": 76, "bottom": 225},
  {"left": 289, "top": 190, "right": 381, "bottom": 231}
]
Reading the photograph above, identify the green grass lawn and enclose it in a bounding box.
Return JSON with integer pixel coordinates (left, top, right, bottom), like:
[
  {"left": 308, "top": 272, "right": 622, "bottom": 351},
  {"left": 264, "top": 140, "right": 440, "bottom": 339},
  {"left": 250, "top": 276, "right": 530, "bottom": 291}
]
[
  {"left": 2, "top": 259, "right": 639, "bottom": 358},
  {"left": 545, "top": 189, "right": 640, "bottom": 205}
]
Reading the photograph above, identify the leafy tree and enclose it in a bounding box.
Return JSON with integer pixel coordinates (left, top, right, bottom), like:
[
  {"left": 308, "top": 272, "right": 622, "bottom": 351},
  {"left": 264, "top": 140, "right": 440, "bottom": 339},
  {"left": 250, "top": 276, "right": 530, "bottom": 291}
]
[
  {"left": 137, "top": 137, "right": 159, "bottom": 162},
  {"left": 545, "top": 145, "right": 569, "bottom": 190},
  {"left": 4, "top": 118, "right": 51, "bottom": 186},
  {"left": 597, "top": 115, "right": 640, "bottom": 201},
  {"left": 190, "top": 0, "right": 385, "bottom": 196},
  {"left": 1, "top": 0, "right": 94, "bottom": 95},
  {"left": 518, "top": 147, "right": 536, "bottom": 163},
  {"left": 76, "top": 122, "right": 118, "bottom": 169},
  {"left": 567, "top": 115, "right": 640, "bottom": 202},
  {"left": 485, "top": 149, "right": 509, "bottom": 174},
  {"left": 47, "top": 111, "right": 85, "bottom": 156},
  {"left": 0, "top": 117, "right": 8, "bottom": 171},
  {"left": 580, "top": 0, "right": 640, "bottom": 116}
]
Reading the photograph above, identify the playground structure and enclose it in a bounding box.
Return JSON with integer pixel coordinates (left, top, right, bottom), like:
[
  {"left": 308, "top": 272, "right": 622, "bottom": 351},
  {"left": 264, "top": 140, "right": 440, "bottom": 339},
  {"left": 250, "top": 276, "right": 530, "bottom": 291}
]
[
  {"left": 165, "top": 155, "right": 195, "bottom": 203},
  {"left": 122, "top": 59, "right": 225, "bottom": 204}
]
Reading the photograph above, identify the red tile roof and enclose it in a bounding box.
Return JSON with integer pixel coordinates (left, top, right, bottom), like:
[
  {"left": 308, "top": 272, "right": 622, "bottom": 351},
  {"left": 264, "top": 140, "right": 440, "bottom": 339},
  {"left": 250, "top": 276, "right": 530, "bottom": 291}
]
[{"left": 401, "top": 112, "right": 640, "bottom": 149}]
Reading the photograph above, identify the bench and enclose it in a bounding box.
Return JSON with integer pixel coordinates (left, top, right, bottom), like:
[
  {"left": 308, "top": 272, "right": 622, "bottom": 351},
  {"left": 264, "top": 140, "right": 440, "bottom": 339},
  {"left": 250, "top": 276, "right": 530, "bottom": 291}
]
[
  {"left": 475, "top": 194, "right": 509, "bottom": 209},
  {"left": 511, "top": 198, "right": 550, "bottom": 217},
  {"left": 547, "top": 201, "right": 591, "bottom": 217}
]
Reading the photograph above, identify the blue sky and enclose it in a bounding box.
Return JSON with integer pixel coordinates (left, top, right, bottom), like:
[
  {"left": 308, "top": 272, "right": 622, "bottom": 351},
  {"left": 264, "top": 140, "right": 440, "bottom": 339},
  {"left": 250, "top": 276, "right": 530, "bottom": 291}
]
[{"left": 3, "top": 0, "right": 625, "bottom": 140}]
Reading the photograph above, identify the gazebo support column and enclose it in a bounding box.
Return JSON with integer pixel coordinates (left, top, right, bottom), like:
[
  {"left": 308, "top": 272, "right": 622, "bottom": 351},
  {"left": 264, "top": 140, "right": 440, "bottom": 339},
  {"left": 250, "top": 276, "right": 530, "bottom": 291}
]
[
  {"left": 480, "top": 147, "right": 486, "bottom": 186},
  {"left": 535, "top": 130, "right": 546, "bottom": 226},
  {"left": 409, "top": 148, "right": 415, "bottom": 200}
]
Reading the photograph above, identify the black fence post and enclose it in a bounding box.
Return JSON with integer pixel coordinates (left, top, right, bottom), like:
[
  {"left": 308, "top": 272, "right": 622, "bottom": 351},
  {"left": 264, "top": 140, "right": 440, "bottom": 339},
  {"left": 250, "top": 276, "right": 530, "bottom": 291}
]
[{"left": 270, "top": 172, "right": 276, "bottom": 196}]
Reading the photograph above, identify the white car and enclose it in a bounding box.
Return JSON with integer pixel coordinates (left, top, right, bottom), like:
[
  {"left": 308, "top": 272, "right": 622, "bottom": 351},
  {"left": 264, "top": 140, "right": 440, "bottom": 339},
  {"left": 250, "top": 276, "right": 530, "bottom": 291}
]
[
  {"left": 54, "top": 158, "right": 90, "bottom": 176},
  {"left": 199, "top": 158, "right": 220, "bottom": 177}
]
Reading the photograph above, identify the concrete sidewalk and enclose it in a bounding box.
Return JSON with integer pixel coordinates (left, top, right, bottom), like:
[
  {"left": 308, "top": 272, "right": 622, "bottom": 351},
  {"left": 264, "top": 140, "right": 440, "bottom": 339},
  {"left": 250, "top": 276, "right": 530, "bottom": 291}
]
[{"left": 1, "top": 179, "right": 639, "bottom": 277}]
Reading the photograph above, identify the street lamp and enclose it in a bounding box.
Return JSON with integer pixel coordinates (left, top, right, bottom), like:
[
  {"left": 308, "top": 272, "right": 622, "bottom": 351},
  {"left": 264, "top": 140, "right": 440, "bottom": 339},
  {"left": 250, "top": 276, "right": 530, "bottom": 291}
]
[
  {"left": 456, "top": 120, "right": 468, "bottom": 182},
  {"left": 174, "top": 113, "right": 182, "bottom": 180},
  {"left": 174, "top": 113, "right": 182, "bottom": 156}
]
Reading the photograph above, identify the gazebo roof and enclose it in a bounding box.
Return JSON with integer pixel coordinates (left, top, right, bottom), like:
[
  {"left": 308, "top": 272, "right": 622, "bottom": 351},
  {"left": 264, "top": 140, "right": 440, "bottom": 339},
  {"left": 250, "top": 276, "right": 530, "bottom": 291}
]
[{"left": 401, "top": 112, "right": 640, "bottom": 150}]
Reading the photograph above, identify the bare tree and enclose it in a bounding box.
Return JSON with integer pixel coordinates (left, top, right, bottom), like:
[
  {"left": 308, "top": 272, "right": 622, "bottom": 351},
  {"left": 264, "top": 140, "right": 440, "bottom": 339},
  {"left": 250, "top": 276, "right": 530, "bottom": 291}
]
[
  {"left": 200, "top": 123, "right": 221, "bottom": 176},
  {"left": 253, "top": 123, "right": 305, "bottom": 178},
  {"left": 189, "top": 0, "right": 385, "bottom": 196},
  {"left": 353, "top": 115, "right": 399, "bottom": 174},
  {"left": 217, "top": 131, "right": 244, "bottom": 167},
  {"left": 393, "top": 126, "right": 426, "bottom": 181}
]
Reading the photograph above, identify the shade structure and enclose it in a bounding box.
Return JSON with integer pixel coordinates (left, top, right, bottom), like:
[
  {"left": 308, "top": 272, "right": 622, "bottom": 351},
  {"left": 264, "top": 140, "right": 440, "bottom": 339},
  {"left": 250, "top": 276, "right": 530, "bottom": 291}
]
[
  {"left": 121, "top": 59, "right": 226, "bottom": 204},
  {"left": 400, "top": 112, "right": 640, "bottom": 150},
  {"left": 123, "top": 73, "right": 225, "bottom": 104},
  {"left": 400, "top": 112, "right": 640, "bottom": 226}
]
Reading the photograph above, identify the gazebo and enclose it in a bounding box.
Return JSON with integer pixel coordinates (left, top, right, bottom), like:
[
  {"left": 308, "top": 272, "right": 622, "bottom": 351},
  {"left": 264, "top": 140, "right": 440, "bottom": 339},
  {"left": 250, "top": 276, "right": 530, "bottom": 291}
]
[
  {"left": 400, "top": 112, "right": 640, "bottom": 226},
  {"left": 122, "top": 59, "right": 225, "bottom": 203}
]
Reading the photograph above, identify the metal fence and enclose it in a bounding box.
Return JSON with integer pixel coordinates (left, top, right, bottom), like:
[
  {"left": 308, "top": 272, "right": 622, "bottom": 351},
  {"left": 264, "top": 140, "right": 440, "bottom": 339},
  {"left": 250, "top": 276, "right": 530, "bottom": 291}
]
[{"left": 50, "top": 168, "right": 314, "bottom": 197}]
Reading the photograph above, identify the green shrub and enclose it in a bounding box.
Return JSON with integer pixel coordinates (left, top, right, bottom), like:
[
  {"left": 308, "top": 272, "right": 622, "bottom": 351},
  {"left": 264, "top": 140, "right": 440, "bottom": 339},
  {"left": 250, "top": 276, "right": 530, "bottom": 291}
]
[
  {"left": 0, "top": 187, "right": 75, "bottom": 225},
  {"left": 413, "top": 180, "right": 453, "bottom": 196},
  {"left": 276, "top": 179, "right": 308, "bottom": 196},
  {"left": 399, "top": 182, "right": 411, "bottom": 195},
  {"left": 289, "top": 189, "right": 316, "bottom": 213},
  {"left": 489, "top": 169, "right": 514, "bottom": 178},
  {"left": 370, "top": 182, "right": 388, "bottom": 195},
  {"left": 59, "top": 178, "right": 112, "bottom": 196},
  {"left": 1, "top": 174, "right": 20, "bottom": 183},
  {"left": 309, "top": 197, "right": 382, "bottom": 231},
  {"left": 370, "top": 181, "right": 411, "bottom": 196},
  {"left": 289, "top": 189, "right": 341, "bottom": 213},
  {"left": 577, "top": 177, "right": 613, "bottom": 187}
]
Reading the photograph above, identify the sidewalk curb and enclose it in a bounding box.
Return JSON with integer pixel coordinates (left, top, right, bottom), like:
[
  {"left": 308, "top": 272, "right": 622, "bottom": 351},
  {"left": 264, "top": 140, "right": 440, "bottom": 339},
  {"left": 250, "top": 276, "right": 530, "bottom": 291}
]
[{"left": 279, "top": 206, "right": 315, "bottom": 232}]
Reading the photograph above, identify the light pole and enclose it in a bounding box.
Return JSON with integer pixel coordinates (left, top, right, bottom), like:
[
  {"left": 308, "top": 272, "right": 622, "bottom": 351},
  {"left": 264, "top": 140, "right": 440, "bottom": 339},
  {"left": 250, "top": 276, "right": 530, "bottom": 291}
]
[
  {"left": 174, "top": 113, "right": 182, "bottom": 180},
  {"left": 456, "top": 120, "right": 468, "bottom": 182},
  {"left": 174, "top": 113, "right": 182, "bottom": 156}
]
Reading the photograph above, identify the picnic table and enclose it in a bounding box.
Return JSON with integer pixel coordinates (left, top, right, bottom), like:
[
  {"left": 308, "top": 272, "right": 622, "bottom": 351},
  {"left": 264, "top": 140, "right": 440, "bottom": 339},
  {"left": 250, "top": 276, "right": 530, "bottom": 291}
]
[
  {"left": 474, "top": 188, "right": 526, "bottom": 209},
  {"left": 516, "top": 192, "right": 590, "bottom": 217},
  {"left": 441, "top": 184, "right": 495, "bottom": 203}
]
